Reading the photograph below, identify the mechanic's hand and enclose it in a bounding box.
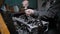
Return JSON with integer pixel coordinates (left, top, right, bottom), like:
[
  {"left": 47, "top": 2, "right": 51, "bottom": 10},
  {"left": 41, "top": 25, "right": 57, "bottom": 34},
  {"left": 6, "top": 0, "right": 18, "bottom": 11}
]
[{"left": 25, "top": 9, "right": 34, "bottom": 16}]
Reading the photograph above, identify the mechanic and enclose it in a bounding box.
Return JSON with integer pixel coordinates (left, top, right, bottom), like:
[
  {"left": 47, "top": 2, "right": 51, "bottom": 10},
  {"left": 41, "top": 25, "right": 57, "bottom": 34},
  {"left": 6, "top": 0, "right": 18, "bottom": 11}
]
[{"left": 25, "top": 0, "right": 60, "bottom": 34}]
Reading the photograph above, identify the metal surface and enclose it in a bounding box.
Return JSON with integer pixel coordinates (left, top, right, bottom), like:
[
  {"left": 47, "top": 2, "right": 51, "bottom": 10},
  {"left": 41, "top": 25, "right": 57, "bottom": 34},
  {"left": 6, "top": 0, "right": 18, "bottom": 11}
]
[{"left": 12, "top": 14, "right": 49, "bottom": 34}]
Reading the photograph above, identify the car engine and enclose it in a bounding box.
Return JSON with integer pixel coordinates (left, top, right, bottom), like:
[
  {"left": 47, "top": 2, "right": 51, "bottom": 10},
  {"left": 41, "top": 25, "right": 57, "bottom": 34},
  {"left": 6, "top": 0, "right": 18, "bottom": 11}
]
[{"left": 12, "top": 14, "right": 49, "bottom": 34}]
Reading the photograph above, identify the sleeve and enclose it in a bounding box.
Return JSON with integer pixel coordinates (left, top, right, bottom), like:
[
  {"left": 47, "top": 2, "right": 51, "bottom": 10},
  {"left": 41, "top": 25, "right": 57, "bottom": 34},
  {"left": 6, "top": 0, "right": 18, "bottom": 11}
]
[
  {"left": 34, "top": 10, "right": 49, "bottom": 18},
  {"left": 34, "top": 4, "right": 59, "bottom": 19},
  {"left": 34, "top": 9, "right": 57, "bottom": 19}
]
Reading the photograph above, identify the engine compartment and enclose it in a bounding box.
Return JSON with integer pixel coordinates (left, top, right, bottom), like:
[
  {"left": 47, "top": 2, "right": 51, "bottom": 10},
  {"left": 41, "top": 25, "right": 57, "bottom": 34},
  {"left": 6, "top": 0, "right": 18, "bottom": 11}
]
[{"left": 12, "top": 14, "right": 49, "bottom": 34}]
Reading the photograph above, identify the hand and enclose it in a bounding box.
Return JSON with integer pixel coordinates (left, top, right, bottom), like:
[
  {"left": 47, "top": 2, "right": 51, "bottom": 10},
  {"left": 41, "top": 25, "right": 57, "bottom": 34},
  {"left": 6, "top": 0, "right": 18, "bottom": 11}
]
[{"left": 25, "top": 9, "right": 34, "bottom": 16}]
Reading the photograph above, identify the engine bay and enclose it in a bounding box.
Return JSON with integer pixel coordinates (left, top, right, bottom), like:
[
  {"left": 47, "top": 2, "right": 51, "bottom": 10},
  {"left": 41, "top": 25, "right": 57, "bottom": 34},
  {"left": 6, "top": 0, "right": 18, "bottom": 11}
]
[{"left": 12, "top": 14, "right": 49, "bottom": 34}]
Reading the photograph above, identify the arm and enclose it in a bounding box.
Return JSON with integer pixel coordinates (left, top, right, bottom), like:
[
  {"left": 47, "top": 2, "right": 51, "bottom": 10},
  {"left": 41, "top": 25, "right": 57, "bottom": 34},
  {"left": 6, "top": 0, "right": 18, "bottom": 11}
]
[{"left": 34, "top": 3, "right": 59, "bottom": 19}]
